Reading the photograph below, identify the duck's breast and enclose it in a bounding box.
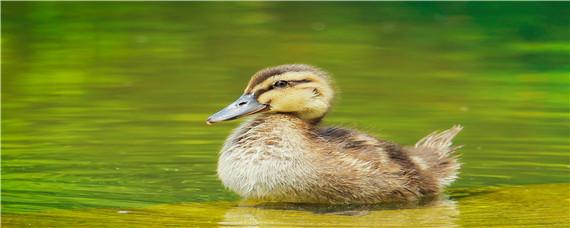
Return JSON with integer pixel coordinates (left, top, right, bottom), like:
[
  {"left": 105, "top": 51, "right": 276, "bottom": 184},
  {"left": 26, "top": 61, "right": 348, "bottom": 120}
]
[{"left": 217, "top": 117, "right": 318, "bottom": 200}]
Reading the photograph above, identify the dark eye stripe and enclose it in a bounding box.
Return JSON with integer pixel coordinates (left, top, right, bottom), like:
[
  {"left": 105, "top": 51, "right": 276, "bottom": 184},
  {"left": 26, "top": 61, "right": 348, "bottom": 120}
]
[
  {"left": 253, "top": 79, "right": 313, "bottom": 98},
  {"left": 288, "top": 79, "right": 312, "bottom": 84},
  {"left": 253, "top": 88, "right": 270, "bottom": 98}
]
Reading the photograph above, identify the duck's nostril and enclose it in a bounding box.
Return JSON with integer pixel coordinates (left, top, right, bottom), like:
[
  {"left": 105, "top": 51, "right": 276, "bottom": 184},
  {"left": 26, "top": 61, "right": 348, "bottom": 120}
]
[{"left": 238, "top": 101, "right": 247, "bottom": 106}]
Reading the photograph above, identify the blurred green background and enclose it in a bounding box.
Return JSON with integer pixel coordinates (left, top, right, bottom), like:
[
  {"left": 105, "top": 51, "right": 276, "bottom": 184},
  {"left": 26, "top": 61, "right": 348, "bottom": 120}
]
[{"left": 2, "top": 2, "right": 569, "bottom": 226}]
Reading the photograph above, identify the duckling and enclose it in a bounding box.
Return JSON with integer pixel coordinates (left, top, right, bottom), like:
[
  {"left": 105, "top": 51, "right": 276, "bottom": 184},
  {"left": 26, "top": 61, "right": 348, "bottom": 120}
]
[{"left": 207, "top": 64, "right": 462, "bottom": 204}]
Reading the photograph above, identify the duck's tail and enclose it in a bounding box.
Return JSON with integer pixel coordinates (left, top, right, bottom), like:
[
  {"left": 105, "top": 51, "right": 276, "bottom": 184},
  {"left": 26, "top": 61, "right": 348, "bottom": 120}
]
[{"left": 410, "top": 125, "right": 463, "bottom": 188}]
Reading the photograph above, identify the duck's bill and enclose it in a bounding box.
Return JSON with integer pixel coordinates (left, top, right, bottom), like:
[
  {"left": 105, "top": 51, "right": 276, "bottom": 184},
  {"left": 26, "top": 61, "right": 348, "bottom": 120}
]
[{"left": 206, "top": 94, "right": 268, "bottom": 125}]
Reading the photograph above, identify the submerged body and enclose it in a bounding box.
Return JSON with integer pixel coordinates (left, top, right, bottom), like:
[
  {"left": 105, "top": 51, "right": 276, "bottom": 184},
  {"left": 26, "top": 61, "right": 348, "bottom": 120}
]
[{"left": 209, "top": 64, "right": 462, "bottom": 204}]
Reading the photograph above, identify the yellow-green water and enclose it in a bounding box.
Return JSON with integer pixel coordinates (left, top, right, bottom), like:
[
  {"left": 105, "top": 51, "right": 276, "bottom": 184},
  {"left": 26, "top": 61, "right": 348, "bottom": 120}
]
[
  {"left": 2, "top": 2, "right": 569, "bottom": 227},
  {"left": 3, "top": 184, "right": 569, "bottom": 227}
]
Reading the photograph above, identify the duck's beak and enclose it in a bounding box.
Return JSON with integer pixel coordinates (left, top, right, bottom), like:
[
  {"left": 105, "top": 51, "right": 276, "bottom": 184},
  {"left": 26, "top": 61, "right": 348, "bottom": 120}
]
[{"left": 207, "top": 94, "right": 268, "bottom": 125}]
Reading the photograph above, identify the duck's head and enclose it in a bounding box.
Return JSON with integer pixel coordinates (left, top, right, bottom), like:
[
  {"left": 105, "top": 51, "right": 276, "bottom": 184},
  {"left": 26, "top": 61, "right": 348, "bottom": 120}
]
[{"left": 207, "top": 64, "right": 334, "bottom": 125}]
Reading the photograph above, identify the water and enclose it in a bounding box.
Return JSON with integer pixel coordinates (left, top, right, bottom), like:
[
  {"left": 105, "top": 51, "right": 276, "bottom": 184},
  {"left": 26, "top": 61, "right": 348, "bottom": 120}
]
[{"left": 2, "top": 2, "right": 569, "bottom": 226}]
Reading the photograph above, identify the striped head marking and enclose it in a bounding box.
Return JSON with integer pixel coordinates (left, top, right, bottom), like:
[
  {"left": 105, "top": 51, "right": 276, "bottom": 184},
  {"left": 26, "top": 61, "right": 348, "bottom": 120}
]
[{"left": 207, "top": 64, "right": 334, "bottom": 124}]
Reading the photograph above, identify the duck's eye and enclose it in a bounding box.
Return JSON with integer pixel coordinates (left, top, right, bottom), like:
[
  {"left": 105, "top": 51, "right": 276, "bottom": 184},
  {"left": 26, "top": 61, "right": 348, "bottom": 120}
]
[{"left": 273, "top": 80, "right": 288, "bottom": 88}]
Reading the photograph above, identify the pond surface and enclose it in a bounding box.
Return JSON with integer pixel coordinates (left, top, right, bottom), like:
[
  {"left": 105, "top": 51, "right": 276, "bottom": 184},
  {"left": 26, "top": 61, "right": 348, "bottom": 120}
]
[{"left": 2, "top": 2, "right": 569, "bottom": 227}]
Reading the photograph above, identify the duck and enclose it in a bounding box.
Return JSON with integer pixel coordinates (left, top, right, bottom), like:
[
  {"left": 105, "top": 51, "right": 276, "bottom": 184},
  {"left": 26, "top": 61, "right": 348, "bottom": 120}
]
[{"left": 207, "top": 64, "right": 462, "bottom": 204}]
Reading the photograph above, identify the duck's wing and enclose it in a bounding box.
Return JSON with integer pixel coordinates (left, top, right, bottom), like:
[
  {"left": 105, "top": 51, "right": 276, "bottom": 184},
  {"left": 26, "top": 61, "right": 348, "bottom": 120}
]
[
  {"left": 315, "top": 125, "right": 462, "bottom": 197},
  {"left": 318, "top": 127, "right": 390, "bottom": 148},
  {"left": 316, "top": 127, "right": 404, "bottom": 166}
]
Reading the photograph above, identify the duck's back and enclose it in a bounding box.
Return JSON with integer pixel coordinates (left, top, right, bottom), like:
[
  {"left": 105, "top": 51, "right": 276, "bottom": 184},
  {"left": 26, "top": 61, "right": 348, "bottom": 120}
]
[{"left": 311, "top": 125, "right": 462, "bottom": 202}]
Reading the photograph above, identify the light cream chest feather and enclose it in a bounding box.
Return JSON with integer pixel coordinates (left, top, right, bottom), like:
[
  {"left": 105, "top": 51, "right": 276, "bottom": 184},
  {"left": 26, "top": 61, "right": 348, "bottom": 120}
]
[{"left": 217, "top": 121, "right": 318, "bottom": 200}]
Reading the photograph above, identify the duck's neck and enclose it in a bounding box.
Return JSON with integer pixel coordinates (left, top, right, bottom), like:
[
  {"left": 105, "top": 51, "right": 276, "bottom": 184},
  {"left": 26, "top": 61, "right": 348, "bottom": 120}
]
[
  {"left": 247, "top": 113, "right": 314, "bottom": 137},
  {"left": 223, "top": 113, "right": 315, "bottom": 157},
  {"left": 269, "top": 112, "right": 325, "bottom": 125},
  {"left": 253, "top": 113, "right": 317, "bottom": 134}
]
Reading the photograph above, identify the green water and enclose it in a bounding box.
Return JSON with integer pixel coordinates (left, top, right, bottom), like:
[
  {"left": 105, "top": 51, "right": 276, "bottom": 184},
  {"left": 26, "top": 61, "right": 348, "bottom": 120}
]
[{"left": 2, "top": 2, "right": 569, "bottom": 227}]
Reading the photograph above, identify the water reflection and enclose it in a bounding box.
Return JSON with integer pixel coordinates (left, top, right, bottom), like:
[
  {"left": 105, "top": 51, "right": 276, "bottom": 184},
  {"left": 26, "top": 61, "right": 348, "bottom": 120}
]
[
  {"left": 2, "top": 184, "right": 568, "bottom": 226},
  {"left": 221, "top": 200, "right": 459, "bottom": 227}
]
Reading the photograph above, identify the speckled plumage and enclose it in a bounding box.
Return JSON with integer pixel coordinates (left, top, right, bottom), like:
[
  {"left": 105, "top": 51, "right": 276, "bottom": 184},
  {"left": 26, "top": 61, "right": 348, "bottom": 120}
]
[
  {"left": 213, "top": 64, "right": 462, "bottom": 204},
  {"left": 218, "top": 114, "right": 462, "bottom": 204}
]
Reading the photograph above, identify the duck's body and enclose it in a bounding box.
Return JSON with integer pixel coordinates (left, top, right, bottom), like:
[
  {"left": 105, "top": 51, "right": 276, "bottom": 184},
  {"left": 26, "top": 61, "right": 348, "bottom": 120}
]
[{"left": 209, "top": 64, "right": 462, "bottom": 204}]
